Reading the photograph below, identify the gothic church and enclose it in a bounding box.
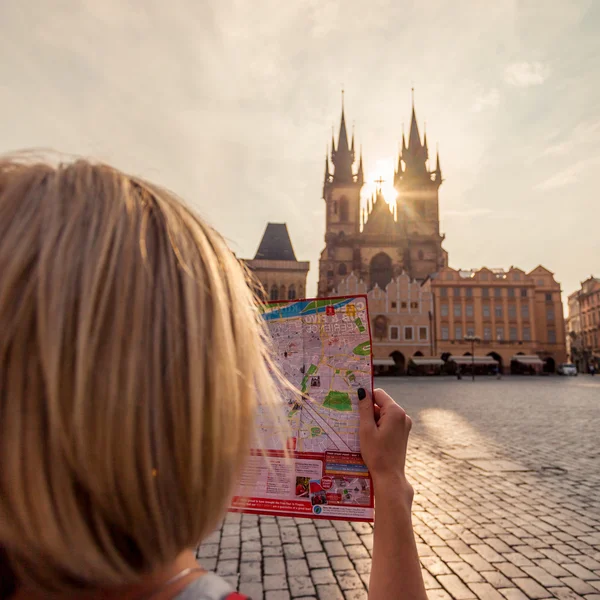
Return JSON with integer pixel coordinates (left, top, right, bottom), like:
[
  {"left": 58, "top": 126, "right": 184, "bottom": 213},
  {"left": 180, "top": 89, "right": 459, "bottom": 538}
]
[{"left": 317, "top": 98, "right": 447, "bottom": 296}]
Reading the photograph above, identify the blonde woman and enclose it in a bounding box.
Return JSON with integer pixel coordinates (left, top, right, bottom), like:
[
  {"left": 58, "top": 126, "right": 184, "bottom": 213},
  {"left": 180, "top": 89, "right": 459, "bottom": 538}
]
[{"left": 0, "top": 157, "right": 426, "bottom": 600}]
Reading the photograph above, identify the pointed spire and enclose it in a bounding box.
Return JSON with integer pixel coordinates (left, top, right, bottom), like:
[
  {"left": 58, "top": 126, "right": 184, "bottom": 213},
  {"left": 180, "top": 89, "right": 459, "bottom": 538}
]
[
  {"left": 409, "top": 105, "right": 422, "bottom": 151},
  {"left": 435, "top": 144, "right": 442, "bottom": 183},
  {"left": 356, "top": 147, "right": 364, "bottom": 186},
  {"left": 402, "top": 124, "right": 407, "bottom": 153},
  {"left": 331, "top": 90, "right": 354, "bottom": 183},
  {"left": 331, "top": 126, "right": 336, "bottom": 156},
  {"left": 323, "top": 147, "right": 330, "bottom": 193}
]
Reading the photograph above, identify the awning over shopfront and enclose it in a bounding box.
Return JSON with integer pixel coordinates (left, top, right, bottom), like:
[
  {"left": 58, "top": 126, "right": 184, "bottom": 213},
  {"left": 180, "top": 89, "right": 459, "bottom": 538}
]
[
  {"left": 511, "top": 355, "right": 544, "bottom": 366},
  {"left": 373, "top": 358, "right": 396, "bottom": 367},
  {"left": 450, "top": 356, "right": 499, "bottom": 365},
  {"left": 410, "top": 357, "right": 444, "bottom": 366}
]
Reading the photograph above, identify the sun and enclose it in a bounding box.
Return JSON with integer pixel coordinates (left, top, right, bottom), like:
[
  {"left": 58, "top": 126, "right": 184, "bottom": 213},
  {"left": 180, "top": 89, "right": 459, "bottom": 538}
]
[{"left": 360, "top": 157, "right": 397, "bottom": 207}]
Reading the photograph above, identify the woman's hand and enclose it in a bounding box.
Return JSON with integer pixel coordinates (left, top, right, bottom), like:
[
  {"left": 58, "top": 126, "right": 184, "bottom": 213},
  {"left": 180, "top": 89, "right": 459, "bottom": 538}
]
[{"left": 357, "top": 388, "right": 413, "bottom": 501}]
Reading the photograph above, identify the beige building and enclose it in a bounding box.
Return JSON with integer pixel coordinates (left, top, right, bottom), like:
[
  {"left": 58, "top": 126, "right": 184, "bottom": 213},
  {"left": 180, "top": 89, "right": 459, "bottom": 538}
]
[
  {"left": 335, "top": 272, "right": 435, "bottom": 373},
  {"left": 566, "top": 290, "right": 583, "bottom": 370},
  {"left": 430, "top": 266, "right": 567, "bottom": 373},
  {"left": 244, "top": 223, "right": 309, "bottom": 301},
  {"left": 571, "top": 276, "right": 600, "bottom": 371}
]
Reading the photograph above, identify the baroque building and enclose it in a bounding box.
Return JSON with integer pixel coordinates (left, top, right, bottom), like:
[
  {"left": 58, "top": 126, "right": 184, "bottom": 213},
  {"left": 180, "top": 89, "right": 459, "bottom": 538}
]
[
  {"left": 317, "top": 98, "right": 447, "bottom": 297},
  {"left": 567, "top": 276, "right": 600, "bottom": 372},
  {"left": 430, "top": 266, "right": 567, "bottom": 373}
]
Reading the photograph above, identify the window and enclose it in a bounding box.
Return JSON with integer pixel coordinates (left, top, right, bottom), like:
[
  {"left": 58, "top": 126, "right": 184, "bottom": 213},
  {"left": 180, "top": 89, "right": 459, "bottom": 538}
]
[
  {"left": 483, "top": 304, "right": 490, "bottom": 318},
  {"left": 547, "top": 308, "right": 555, "bottom": 322},
  {"left": 441, "top": 304, "right": 449, "bottom": 317},
  {"left": 484, "top": 327, "right": 492, "bottom": 340},
  {"left": 496, "top": 327, "right": 504, "bottom": 341},
  {"left": 513, "top": 273, "right": 521, "bottom": 281},
  {"left": 508, "top": 288, "right": 515, "bottom": 298},
  {"left": 482, "top": 287, "right": 489, "bottom": 298},
  {"left": 454, "top": 304, "right": 462, "bottom": 317},
  {"left": 523, "top": 327, "right": 531, "bottom": 341},
  {"left": 339, "top": 197, "right": 349, "bottom": 222},
  {"left": 416, "top": 200, "right": 426, "bottom": 217},
  {"left": 521, "top": 304, "right": 529, "bottom": 319},
  {"left": 418, "top": 250, "right": 424, "bottom": 261},
  {"left": 410, "top": 301, "right": 419, "bottom": 309},
  {"left": 390, "top": 326, "right": 399, "bottom": 340},
  {"left": 401, "top": 301, "right": 407, "bottom": 309},
  {"left": 419, "top": 327, "right": 428, "bottom": 341},
  {"left": 508, "top": 304, "right": 517, "bottom": 319},
  {"left": 466, "top": 304, "right": 474, "bottom": 318},
  {"left": 495, "top": 305, "right": 503, "bottom": 318},
  {"left": 548, "top": 329, "right": 556, "bottom": 344},
  {"left": 327, "top": 270, "right": 334, "bottom": 278},
  {"left": 445, "top": 273, "right": 453, "bottom": 281},
  {"left": 545, "top": 293, "right": 552, "bottom": 302},
  {"left": 404, "top": 327, "right": 414, "bottom": 341},
  {"left": 537, "top": 279, "right": 544, "bottom": 286},
  {"left": 391, "top": 301, "right": 397, "bottom": 309},
  {"left": 441, "top": 327, "right": 449, "bottom": 341},
  {"left": 333, "top": 201, "right": 338, "bottom": 215},
  {"left": 466, "top": 288, "right": 473, "bottom": 298},
  {"left": 466, "top": 327, "right": 475, "bottom": 337},
  {"left": 338, "top": 263, "right": 347, "bottom": 276},
  {"left": 288, "top": 285, "right": 297, "bottom": 300},
  {"left": 521, "top": 288, "right": 528, "bottom": 298},
  {"left": 455, "top": 325, "right": 463, "bottom": 340},
  {"left": 481, "top": 272, "right": 489, "bottom": 281},
  {"left": 440, "top": 287, "right": 448, "bottom": 297},
  {"left": 494, "top": 288, "right": 502, "bottom": 298},
  {"left": 453, "top": 287, "right": 461, "bottom": 298},
  {"left": 510, "top": 327, "right": 517, "bottom": 341},
  {"left": 270, "top": 285, "right": 279, "bottom": 301}
]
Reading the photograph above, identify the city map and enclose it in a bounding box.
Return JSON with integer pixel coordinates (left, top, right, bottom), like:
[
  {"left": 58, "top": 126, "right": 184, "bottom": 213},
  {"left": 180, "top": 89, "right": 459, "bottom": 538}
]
[{"left": 230, "top": 296, "right": 375, "bottom": 522}]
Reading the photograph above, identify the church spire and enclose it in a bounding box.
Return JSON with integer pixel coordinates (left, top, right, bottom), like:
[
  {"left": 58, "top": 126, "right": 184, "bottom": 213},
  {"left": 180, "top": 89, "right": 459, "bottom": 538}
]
[
  {"left": 356, "top": 147, "right": 364, "bottom": 187},
  {"left": 434, "top": 145, "right": 442, "bottom": 185},
  {"left": 323, "top": 148, "right": 330, "bottom": 197},
  {"left": 331, "top": 91, "right": 355, "bottom": 184}
]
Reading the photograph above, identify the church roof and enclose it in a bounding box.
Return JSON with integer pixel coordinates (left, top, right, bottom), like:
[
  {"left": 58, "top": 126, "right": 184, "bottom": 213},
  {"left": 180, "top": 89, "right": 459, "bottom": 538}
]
[{"left": 254, "top": 223, "right": 298, "bottom": 261}]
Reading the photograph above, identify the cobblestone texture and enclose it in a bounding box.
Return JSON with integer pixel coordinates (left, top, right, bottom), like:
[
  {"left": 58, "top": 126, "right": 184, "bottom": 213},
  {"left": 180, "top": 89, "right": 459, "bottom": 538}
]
[{"left": 197, "top": 377, "right": 600, "bottom": 599}]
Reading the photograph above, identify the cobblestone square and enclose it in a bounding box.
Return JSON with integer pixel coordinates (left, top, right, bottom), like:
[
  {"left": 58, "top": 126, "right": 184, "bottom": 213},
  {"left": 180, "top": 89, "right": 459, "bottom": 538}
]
[{"left": 197, "top": 377, "right": 600, "bottom": 599}]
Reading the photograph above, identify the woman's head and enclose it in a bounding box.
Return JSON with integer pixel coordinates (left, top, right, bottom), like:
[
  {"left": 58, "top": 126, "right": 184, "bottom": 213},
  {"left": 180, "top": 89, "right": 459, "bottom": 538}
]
[{"left": 0, "top": 156, "right": 278, "bottom": 593}]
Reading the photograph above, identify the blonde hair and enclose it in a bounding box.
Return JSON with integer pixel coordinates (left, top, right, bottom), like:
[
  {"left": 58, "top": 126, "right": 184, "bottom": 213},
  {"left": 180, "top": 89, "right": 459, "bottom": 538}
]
[{"left": 0, "top": 155, "right": 281, "bottom": 593}]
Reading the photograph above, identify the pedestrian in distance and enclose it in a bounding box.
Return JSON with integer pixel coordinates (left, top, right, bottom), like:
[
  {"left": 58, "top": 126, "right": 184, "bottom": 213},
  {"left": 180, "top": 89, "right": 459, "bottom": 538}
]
[{"left": 0, "top": 155, "right": 427, "bottom": 600}]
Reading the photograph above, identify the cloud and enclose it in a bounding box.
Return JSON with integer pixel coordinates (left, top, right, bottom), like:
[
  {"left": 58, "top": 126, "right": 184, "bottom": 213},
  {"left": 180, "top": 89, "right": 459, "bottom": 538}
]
[
  {"left": 472, "top": 89, "right": 500, "bottom": 112},
  {"left": 535, "top": 156, "right": 600, "bottom": 190},
  {"left": 444, "top": 207, "right": 493, "bottom": 218},
  {"left": 504, "top": 61, "right": 550, "bottom": 86}
]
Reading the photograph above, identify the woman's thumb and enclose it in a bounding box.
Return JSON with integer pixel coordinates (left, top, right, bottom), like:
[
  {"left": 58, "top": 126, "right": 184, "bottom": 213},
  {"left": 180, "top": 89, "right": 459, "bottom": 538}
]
[{"left": 357, "top": 388, "right": 376, "bottom": 433}]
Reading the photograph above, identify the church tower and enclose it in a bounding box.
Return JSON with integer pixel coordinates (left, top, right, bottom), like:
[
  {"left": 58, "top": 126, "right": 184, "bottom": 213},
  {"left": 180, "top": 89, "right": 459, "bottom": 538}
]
[
  {"left": 394, "top": 94, "right": 447, "bottom": 280},
  {"left": 317, "top": 96, "right": 364, "bottom": 296}
]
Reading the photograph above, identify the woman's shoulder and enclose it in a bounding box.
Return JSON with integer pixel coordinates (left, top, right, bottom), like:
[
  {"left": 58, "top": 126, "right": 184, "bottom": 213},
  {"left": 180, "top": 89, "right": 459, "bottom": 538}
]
[{"left": 175, "top": 572, "right": 251, "bottom": 600}]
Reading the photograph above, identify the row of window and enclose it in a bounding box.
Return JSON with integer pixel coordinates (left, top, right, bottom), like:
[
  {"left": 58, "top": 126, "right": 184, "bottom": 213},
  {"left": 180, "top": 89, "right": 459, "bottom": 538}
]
[
  {"left": 439, "top": 287, "right": 554, "bottom": 301},
  {"left": 269, "top": 285, "right": 299, "bottom": 301},
  {"left": 389, "top": 326, "right": 428, "bottom": 342},
  {"left": 440, "top": 326, "right": 557, "bottom": 343},
  {"left": 439, "top": 303, "right": 552, "bottom": 320}
]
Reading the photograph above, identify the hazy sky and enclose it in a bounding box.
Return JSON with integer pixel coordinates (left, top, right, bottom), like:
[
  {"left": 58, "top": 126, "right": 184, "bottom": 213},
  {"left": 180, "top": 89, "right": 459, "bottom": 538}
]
[{"left": 1, "top": 1, "right": 599, "bottom": 302}]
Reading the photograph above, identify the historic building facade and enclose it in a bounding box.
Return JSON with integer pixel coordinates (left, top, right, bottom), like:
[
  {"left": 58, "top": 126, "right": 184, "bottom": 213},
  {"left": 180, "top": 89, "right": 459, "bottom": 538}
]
[
  {"left": 429, "top": 266, "right": 567, "bottom": 373},
  {"left": 334, "top": 272, "right": 434, "bottom": 373},
  {"left": 244, "top": 223, "right": 309, "bottom": 302},
  {"left": 567, "top": 276, "right": 600, "bottom": 372},
  {"left": 317, "top": 100, "right": 447, "bottom": 297}
]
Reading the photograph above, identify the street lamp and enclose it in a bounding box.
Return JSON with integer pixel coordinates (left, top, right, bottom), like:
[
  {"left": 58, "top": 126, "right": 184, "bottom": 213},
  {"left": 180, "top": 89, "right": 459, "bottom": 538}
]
[{"left": 464, "top": 335, "right": 481, "bottom": 381}]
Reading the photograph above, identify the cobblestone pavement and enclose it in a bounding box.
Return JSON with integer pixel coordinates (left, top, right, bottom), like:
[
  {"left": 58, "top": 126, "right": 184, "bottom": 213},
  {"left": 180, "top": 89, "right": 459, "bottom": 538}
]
[{"left": 196, "top": 377, "right": 600, "bottom": 599}]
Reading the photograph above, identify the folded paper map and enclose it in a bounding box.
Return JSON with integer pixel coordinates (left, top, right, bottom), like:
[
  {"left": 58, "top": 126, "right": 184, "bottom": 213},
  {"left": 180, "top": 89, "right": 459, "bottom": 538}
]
[{"left": 230, "top": 295, "right": 374, "bottom": 522}]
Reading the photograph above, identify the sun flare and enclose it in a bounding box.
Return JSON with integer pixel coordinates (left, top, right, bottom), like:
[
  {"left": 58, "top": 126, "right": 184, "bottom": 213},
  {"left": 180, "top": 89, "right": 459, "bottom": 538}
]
[{"left": 360, "top": 157, "right": 397, "bottom": 208}]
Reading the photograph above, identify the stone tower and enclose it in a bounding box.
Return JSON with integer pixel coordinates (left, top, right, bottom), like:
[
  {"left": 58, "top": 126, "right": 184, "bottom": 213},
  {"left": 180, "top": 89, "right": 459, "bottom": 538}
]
[
  {"left": 317, "top": 97, "right": 364, "bottom": 296},
  {"left": 394, "top": 97, "right": 447, "bottom": 280}
]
